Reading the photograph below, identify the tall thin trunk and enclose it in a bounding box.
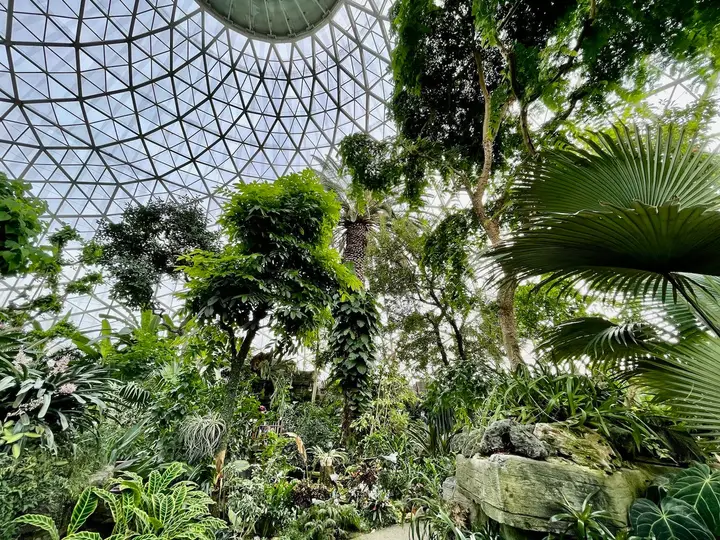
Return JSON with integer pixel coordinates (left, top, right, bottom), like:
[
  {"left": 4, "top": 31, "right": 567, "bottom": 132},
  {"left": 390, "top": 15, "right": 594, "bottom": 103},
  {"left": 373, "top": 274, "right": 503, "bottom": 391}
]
[
  {"left": 427, "top": 315, "right": 450, "bottom": 367},
  {"left": 447, "top": 317, "right": 467, "bottom": 363},
  {"left": 482, "top": 218, "right": 524, "bottom": 370},
  {"left": 215, "top": 313, "right": 263, "bottom": 478},
  {"left": 468, "top": 49, "right": 524, "bottom": 370}
]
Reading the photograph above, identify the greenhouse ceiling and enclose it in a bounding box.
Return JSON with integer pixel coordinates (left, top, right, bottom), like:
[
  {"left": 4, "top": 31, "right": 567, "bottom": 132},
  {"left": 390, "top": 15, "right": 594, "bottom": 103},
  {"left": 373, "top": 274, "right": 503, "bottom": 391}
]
[
  {"left": 0, "top": 0, "right": 716, "bottom": 329},
  {"left": 0, "top": 0, "right": 395, "bottom": 326}
]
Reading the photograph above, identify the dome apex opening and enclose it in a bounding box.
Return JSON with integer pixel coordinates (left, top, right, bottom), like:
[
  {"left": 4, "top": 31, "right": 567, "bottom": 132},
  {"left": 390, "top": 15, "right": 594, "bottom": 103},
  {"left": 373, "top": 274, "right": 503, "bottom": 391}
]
[{"left": 197, "top": 0, "right": 343, "bottom": 40}]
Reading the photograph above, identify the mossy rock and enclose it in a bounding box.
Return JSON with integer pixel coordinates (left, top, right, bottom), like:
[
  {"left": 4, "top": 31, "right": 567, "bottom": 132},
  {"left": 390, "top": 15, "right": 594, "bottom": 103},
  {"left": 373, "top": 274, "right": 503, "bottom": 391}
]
[{"left": 453, "top": 454, "right": 676, "bottom": 533}]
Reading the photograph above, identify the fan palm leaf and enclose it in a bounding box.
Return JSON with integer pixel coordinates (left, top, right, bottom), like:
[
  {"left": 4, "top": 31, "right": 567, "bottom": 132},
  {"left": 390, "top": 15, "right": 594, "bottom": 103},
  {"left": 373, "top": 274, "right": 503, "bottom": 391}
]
[
  {"left": 516, "top": 124, "right": 720, "bottom": 214},
  {"left": 633, "top": 339, "right": 720, "bottom": 447},
  {"left": 489, "top": 124, "right": 720, "bottom": 332},
  {"left": 538, "top": 317, "right": 656, "bottom": 366},
  {"left": 537, "top": 276, "right": 720, "bottom": 367}
]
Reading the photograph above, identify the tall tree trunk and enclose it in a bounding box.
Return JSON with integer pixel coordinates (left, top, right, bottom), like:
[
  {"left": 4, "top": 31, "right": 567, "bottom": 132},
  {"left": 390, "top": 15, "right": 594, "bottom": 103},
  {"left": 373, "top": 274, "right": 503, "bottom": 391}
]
[
  {"left": 469, "top": 49, "right": 525, "bottom": 370},
  {"left": 497, "top": 279, "right": 523, "bottom": 370},
  {"left": 215, "top": 314, "right": 262, "bottom": 479},
  {"left": 343, "top": 219, "right": 370, "bottom": 283},
  {"left": 483, "top": 218, "right": 524, "bottom": 370},
  {"left": 338, "top": 218, "right": 370, "bottom": 442}
]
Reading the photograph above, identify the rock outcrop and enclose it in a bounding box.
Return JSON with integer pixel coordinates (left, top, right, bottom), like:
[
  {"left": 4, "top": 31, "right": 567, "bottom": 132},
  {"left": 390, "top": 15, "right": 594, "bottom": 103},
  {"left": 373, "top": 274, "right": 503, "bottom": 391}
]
[
  {"left": 451, "top": 454, "right": 674, "bottom": 537},
  {"left": 478, "top": 419, "right": 549, "bottom": 460}
]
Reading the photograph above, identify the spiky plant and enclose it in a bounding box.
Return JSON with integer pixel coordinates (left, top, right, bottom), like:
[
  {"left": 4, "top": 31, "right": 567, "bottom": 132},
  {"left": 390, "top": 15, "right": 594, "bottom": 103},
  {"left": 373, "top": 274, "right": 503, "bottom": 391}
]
[{"left": 178, "top": 412, "right": 226, "bottom": 463}]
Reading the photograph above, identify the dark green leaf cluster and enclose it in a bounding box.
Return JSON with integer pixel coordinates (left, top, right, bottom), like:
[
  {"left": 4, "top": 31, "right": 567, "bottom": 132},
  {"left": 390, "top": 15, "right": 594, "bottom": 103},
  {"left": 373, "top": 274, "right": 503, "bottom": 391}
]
[
  {"left": 328, "top": 291, "right": 380, "bottom": 424},
  {"left": 389, "top": 0, "right": 720, "bottom": 176},
  {"left": 0, "top": 172, "right": 47, "bottom": 277},
  {"left": 338, "top": 133, "right": 438, "bottom": 206},
  {"left": 94, "top": 197, "right": 218, "bottom": 309},
  {"left": 631, "top": 463, "right": 720, "bottom": 540},
  {"left": 421, "top": 210, "right": 478, "bottom": 305},
  {"left": 391, "top": 0, "right": 505, "bottom": 164}
]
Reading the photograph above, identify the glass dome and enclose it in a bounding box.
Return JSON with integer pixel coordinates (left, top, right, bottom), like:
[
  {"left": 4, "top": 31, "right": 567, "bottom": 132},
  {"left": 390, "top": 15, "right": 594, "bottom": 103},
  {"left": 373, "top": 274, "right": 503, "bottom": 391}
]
[
  {"left": 0, "top": 0, "right": 394, "bottom": 327},
  {"left": 0, "top": 0, "right": 716, "bottom": 330}
]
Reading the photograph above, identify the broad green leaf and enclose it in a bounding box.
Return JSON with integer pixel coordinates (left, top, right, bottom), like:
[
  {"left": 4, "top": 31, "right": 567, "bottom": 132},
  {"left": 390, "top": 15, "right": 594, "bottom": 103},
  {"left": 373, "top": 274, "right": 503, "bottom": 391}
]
[
  {"left": 630, "top": 497, "right": 713, "bottom": 540},
  {"left": 12, "top": 514, "right": 60, "bottom": 540},
  {"left": 92, "top": 488, "right": 122, "bottom": 529},
  {"left": 65, "top": 532, "right": 102, "bottom": 540},
  {"left": 130, "top": 506, "right": 155, "bottom": 533},
  {"left": 158, "top": 462, "right": 185, "bottom": 491},
  {"left": 68, "top": 488, "right": 98, "bottom": 534},
  {"left": 158, "top": 494, "right": 176, "bottom": 525},
  {"left": 146, "top": 470, "right": 162, "bottom": 495},
  {"left": 668, "top": 463, "right": 720, "bottom": 535}
]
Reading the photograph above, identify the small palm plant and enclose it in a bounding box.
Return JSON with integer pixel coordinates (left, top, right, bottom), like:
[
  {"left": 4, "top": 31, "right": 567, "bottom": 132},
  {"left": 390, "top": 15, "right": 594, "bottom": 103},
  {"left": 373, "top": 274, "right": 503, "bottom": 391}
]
[
  {"left": 311, "top": 445, "right": 348, "bottom": 484},
  {"left": 488, "top": 123, "right": 720, "bottom": 447}
]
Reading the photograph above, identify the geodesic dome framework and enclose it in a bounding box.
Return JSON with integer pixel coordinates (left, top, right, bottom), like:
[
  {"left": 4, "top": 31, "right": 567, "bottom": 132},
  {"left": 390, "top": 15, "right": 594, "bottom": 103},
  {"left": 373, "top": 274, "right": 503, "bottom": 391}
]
[
  {"left": 0, "top": 0, "right": 718, "bottom": 332},
  {"left": 0, "top": 0, "right": 394, "bottom": 327}
]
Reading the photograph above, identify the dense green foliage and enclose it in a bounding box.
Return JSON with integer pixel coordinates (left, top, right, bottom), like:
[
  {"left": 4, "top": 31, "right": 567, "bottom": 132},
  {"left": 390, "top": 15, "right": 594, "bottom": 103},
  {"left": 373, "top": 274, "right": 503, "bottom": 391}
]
[
  {"left": 92, "top": 198, "right": 218, "bottom": 309},
  {"left": 3, "top": 2, "right": 720, "bottom": 539},
  {"left": 327, "top": 291, "right": 380, "bottom": 437},
  {"left": 0, "top": 173, "right": 47, "bottom": 277},
  {"left": 14, "top": 463, "right": 225, "bottom": 540}
]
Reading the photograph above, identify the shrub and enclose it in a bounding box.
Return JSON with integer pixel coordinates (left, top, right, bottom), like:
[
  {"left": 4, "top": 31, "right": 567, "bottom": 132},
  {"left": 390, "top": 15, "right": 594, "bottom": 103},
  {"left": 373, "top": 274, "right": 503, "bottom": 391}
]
[{"left": 13, "top": 462, "right": 225, "bottom": 540}]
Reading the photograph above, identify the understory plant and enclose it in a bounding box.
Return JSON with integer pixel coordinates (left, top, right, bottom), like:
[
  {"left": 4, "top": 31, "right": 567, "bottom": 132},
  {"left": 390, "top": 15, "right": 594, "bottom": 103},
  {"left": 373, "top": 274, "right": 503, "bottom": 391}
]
[
  {"left": 281, "top": 501, "right": 365, "bottom": 540},
  {"left": 630, "top": 463, "right": 720, "bottom": 540},
  {"left": 481, "top": 365, "right": 698, "bottom": 462},
  {"left": 13, "top": 462, "right": 225, "bottom": 540},
  {"left": 1, "top": 347, "right": 113, "bottom": 455}
]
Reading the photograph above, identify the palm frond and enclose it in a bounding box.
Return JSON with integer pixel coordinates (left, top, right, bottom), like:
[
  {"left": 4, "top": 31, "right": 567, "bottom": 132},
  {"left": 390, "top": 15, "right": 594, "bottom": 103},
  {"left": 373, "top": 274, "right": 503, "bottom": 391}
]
[
  {"left": 538, "top": 317, "right": 656, "bottom": 366},
  {"left": 490, "top": 202, "right": 720, "bottom": 300},
  {"left": 517, "top": 124, "right": 720, "bottom": 215},
  {"left": 633, "top": 338, "right": 720, "bottom": 448}
]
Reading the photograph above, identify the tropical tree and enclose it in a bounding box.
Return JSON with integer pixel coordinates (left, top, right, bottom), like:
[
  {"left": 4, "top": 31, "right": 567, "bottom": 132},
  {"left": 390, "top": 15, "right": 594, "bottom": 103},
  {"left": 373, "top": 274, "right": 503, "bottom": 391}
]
[
  {"left": 90, "top": 198, "right": 219, "bottom": 310},
  {"left": 367, "top": 214, "right": 493, "bottom": 367},
  {"left": 180, "top": 170, "right": 356, "bottom": 462},
  {"left": 488, "top": 124, "right": 720, "bottom": 447},
  {"left": 316, "top": 157, "right": 395, "bottom": 285},
  {"left": 341, "top": 0, "right": 720, "bottom": 369},
  {"left": 315, "top": 159, "right": 389, "bottom": 439}
]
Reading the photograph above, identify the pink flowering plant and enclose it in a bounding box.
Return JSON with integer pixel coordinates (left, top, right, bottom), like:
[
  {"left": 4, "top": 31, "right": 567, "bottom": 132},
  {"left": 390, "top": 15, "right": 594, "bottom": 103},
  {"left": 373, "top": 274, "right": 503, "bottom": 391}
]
[{"left": 0, "top": 343, "right": 114, "bottom": 456}]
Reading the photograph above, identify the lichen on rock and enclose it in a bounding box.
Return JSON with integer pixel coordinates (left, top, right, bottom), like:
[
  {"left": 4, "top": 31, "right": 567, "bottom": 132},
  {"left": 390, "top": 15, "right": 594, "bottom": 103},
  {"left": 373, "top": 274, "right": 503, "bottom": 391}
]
[{"left": 478, "top": 419, "right": 549, "bottom": 460}]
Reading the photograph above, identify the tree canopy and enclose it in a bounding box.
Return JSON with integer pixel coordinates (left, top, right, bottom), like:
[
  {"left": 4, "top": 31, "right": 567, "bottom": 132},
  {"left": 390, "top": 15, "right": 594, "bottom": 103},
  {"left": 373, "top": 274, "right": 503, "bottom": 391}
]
[{"left": 91, "top": 198, "right": 219, "bottom": 310}]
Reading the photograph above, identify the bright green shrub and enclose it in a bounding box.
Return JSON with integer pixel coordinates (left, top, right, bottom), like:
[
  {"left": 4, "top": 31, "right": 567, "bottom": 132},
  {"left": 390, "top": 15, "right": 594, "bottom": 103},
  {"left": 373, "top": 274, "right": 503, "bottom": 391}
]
[{"left": 0, "top": 172, "right": 46, "bottom": 276}]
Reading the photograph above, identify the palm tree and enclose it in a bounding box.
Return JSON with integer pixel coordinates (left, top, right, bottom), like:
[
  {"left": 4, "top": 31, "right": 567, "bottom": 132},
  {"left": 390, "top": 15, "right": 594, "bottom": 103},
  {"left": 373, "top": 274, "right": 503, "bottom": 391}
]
[
  {"left": 315, "top": 156, "right": 395, "bottom": 284},
  {"left": 488, "top": 124, "right": 720, "bottom": 447}
]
